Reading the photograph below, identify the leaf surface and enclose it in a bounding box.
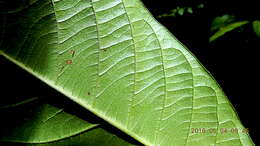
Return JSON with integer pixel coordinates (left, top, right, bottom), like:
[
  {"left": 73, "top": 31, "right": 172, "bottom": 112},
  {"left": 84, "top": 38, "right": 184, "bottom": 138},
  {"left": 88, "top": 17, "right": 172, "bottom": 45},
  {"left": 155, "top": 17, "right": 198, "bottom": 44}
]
[
  {"left": 209, "top": 21, "right": 249, "bottom": 42},
  {"left": 253, "top": 20, "right": 260, "bottom": 37},
  {"left": 0, "top": 97, "right": 136, "bottom": 146},
  {"left": 210, "top": 14, "right": 236, "bottom": 32},
  {"left": 0, "top": 0, "right": 254, "bottom": 145}
]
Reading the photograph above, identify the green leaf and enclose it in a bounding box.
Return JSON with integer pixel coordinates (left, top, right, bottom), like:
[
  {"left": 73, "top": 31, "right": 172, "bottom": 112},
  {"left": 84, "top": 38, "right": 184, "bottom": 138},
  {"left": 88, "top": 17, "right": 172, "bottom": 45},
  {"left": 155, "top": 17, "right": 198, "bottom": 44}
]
[
  {"left": 209, "top": 21, "right": 249, "bottom": 42},
  {"left": 157, "top": 6, "right": 194, "bottom": 18},
  {"left": 210, "top": 14, "right": 236, "bottom": 32},
  {"left": 0, "top": 97, "right": 136, "bottom": 145},
  {"left": 253, "top": 20, "right": 260, "bottom": 37},
  {"left": 0, "top": 0, "right": 254, "bottom": 145},
  {"left": 0, "top": 97, "right": 39, "bottom": 109}
]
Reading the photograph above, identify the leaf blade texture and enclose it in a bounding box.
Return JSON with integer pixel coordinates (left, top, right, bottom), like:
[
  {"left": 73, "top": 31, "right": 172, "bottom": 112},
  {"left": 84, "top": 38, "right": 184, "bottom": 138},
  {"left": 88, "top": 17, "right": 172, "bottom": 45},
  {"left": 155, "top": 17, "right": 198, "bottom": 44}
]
[
  {"left": 0, "top": 0, "right": 254, "bottom": 145},
  {"left": 0, "top": 97, "right": 136, "bottom": 145}
]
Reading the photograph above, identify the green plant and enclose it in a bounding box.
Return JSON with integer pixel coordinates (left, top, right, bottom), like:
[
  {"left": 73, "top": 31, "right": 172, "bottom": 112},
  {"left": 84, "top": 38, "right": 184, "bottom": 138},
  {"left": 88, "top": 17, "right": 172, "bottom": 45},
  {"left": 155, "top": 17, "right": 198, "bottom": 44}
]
[
  {"left": 157, "top": 4, "right": 204, "bottom": 18},
  {"left": 209, "top": 20, "right": 249, "bottom": 42},
  {"left": 209, "top": 15, "right": 260, "bottom": 42},
  {"left": 0, "top": 0, "right": 254, "bottom": 145},
  {"left": 253, "top": 21, "right": 260, "bottom": 37}
]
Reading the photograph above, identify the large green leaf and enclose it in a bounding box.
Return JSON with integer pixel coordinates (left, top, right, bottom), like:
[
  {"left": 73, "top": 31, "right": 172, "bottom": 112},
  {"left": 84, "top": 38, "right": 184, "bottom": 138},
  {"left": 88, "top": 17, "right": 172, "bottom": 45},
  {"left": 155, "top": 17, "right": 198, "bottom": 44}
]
[
  {"left": 0, "top": 0, "right": 254, "bottom": 145},
  {"left": 0, "top": 97, "right": 137, "bottom": 145}
]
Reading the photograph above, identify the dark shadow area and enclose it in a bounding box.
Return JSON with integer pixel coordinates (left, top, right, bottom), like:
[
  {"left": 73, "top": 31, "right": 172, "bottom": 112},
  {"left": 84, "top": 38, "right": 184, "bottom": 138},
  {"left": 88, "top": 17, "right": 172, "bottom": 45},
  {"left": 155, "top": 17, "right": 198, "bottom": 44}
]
[
  {"left": 0, "top": 0, "right": 29, "bottom": 14},
  {"left": 142, "top": 0, "right": 259, "bottom": 144}
]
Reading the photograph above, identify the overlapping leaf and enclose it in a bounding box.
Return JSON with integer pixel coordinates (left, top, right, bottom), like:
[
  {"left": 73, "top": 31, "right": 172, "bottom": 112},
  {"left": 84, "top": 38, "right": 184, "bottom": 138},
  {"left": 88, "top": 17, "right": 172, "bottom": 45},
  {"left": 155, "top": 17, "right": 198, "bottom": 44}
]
[
  {"left": 0, "top": 97, "right": 136, "bottom": 145},
  {"left": 0, "top": 0, "right": 254, "bottom": 145}
]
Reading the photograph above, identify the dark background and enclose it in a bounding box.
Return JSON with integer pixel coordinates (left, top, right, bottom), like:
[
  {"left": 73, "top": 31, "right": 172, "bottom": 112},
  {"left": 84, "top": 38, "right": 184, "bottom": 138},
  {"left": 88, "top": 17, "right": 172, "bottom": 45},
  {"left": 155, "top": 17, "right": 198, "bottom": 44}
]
[{"left": 0, "top": 0, "right": 259, "bottom": 144}]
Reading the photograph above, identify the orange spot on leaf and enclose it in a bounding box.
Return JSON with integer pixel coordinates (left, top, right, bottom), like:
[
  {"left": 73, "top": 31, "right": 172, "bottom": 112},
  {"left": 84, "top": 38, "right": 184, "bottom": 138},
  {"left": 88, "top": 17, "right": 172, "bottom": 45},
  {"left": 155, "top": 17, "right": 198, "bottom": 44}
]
[{"left": 66, "top": 60, "right": 73, "bottom": 64}]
